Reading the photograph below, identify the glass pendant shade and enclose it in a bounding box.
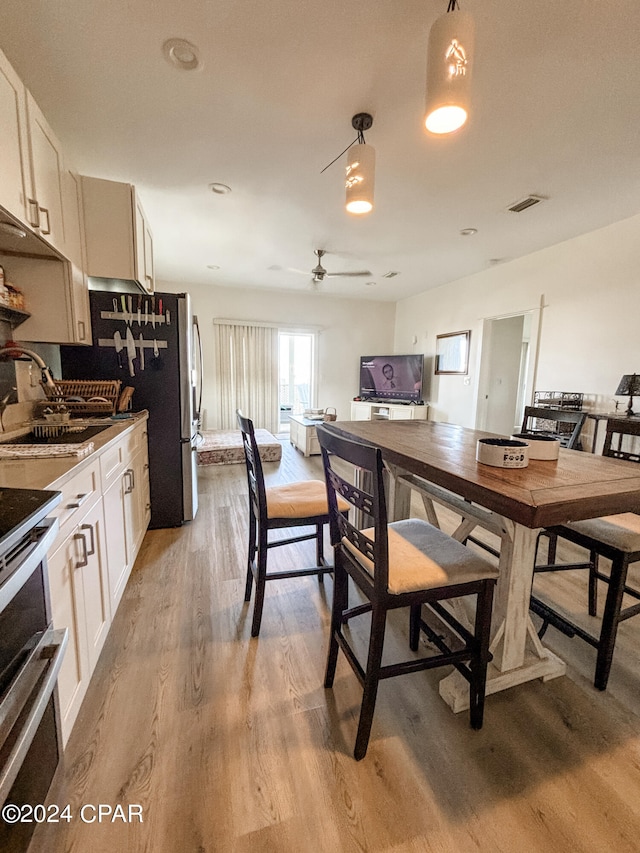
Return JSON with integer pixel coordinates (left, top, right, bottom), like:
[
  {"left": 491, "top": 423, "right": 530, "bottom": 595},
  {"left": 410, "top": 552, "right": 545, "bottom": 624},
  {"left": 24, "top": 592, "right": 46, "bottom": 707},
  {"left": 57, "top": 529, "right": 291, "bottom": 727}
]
[
  {"left": 345, "top": 143, "right": 375, "bottom": 215},
  {"left": 424, "top": 9, "right": 475, "bottom": 134}
]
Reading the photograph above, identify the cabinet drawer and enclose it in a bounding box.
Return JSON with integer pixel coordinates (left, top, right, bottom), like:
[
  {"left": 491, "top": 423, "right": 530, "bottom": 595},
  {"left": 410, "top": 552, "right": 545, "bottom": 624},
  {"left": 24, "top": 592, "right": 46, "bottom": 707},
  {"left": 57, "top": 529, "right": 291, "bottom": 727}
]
[
  {"left": 100, "top": 437, "right": 127, "bottom": 488},
  {"left": 126, "top": 422, "right": 148, "bottom": 457},
  {"left": 49, "top": 459, "right": 101, "bottom": 551}
]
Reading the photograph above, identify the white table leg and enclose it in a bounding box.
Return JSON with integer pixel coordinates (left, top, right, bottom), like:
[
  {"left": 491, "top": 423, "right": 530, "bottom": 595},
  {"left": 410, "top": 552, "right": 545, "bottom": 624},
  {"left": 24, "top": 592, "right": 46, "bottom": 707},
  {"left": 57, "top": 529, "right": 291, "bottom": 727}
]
[
  {"left": 439, "top": 518, "right": 565, "bottom": 712},
  {"left": 383, "top": 465, "right": 566, "bottom": 712}
]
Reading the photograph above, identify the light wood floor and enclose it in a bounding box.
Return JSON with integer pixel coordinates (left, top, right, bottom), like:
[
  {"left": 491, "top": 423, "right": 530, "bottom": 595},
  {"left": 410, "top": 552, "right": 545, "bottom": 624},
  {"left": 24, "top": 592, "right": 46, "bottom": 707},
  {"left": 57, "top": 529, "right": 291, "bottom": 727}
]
[{"left": 32, "top": 440, "right": 640, "bottom": 852}]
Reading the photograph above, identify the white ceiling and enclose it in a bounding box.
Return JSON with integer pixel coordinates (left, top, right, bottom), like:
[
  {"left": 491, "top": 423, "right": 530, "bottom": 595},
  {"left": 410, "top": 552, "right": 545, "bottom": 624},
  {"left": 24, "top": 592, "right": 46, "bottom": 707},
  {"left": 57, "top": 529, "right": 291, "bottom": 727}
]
[{"left": 1, "top": 0, "right": 639, "bottom": 302}]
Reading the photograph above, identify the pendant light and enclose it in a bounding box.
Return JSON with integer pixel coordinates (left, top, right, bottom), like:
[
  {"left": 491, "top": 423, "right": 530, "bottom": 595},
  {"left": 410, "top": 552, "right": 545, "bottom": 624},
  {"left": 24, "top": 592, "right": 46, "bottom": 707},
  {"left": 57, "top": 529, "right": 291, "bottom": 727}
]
[
  {"left": 345, "top": 113, "right": 375, "bottom": 215},
  {"left": 424, "top": 0, "right": 475, "bottom": 135}
]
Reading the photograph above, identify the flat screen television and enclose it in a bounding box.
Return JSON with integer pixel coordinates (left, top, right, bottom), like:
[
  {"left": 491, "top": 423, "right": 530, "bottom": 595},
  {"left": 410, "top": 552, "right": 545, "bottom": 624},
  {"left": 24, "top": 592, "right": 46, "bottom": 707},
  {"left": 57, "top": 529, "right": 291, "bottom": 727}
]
[{"left": 359, "top": 354, "right": 424, "bottom": 403}]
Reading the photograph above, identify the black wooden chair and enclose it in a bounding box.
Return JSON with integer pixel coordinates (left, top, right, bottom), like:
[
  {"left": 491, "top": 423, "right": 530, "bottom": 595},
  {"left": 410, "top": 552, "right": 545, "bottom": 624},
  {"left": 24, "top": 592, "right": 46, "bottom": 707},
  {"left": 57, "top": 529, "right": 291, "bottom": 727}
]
[
  {"left": 237, "top": 411, "right": 349, "bottom": 637},
  {"left": 520, "top": 405, "right": 587, "bottom": 449},
  {"left": 531, "top": 418, "right": 640, "bottom": 689},
  {"left": 316, "top": 423, "right": 498, "bottom": 760}
]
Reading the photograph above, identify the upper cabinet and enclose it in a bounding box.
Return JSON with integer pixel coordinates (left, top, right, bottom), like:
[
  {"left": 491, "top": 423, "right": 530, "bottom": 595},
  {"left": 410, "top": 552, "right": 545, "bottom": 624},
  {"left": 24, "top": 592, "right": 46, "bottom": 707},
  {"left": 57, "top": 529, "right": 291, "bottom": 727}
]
[
  {"left": 24, "top": 91, "right": 66, "bottom": 252},
  {"left": 81, "top": 176, "right": 155, "bottom": 294},
  {"left": 0, "top": 50, "right": 31, "bottom": 224}
]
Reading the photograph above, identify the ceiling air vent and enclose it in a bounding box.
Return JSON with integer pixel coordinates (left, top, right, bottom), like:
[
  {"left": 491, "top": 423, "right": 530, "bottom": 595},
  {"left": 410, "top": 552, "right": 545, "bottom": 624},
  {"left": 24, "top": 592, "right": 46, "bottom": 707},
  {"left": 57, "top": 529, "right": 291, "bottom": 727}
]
[
  {"left": 507, "top": 195, "right": 547, "bottom": 213},
  {"left": 382, "top": 271, "right": 399, "bottom": 278}
]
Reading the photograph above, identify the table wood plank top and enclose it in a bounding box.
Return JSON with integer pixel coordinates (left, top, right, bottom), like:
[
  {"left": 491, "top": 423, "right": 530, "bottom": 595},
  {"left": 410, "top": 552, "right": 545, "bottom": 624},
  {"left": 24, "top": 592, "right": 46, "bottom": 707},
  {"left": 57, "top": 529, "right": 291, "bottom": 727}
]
[{"left": 328, "top": 420, "right": 640, "bottom": 528}]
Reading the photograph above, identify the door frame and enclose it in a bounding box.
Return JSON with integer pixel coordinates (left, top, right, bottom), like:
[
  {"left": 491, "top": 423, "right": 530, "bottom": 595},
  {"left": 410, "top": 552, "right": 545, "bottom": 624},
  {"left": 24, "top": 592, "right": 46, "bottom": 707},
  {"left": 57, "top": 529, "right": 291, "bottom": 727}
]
[{"left": 475, "top": 304, "right": 542, "bottom": 433}]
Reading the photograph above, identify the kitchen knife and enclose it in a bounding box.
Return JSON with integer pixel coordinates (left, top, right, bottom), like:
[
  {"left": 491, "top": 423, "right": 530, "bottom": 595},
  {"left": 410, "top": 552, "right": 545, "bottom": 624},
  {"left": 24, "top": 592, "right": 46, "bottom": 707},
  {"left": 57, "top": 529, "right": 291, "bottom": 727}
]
[
  {"left": 139, "top": 333, "right": 145, "bottom": 370},
  {"left": 125, "top": 327, "right": 136, "bottom": 377},
  {"left": 137, "top": 295, "right": 141, "bottom": 326},
  {"left": 158, "top": 298, "right": 163, "bottom": 321},
  {"left": 151, "top": 296, "right": 156, "bottom": 329},
  {"left": 121, "top": 294, "right": 128, "bottom": 322},
  {"left": 166, "top": 310, "right": 171, "bottom": 325},
  {"left": 114, "top": 330, "right": 124, "bottom": 369},
  {"left": 128, "top": 295, "right": 133, "bottom": 323}
]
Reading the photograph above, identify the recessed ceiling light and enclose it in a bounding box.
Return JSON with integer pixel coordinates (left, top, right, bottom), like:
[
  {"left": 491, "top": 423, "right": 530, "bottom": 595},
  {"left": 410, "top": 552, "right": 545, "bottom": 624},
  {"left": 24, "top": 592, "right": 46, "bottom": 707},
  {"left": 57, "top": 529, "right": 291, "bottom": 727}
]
[
  {"left": 0, "top": 221, "right": 27, "bottom": 238},
  {"left": 206, "top": 264, "right": 220, "bottom": 270},
  {"left": 460, "top": 227, "right": 478, "bottom": 236},
  {"left": 162, "top": 38, "right": 201, "bottom": 71},
  {"left": 209, "top": 183, "right": 232, "bottom": 195},
  {"left": 365, "top": 281, "right": 377, "bottom": 287}
]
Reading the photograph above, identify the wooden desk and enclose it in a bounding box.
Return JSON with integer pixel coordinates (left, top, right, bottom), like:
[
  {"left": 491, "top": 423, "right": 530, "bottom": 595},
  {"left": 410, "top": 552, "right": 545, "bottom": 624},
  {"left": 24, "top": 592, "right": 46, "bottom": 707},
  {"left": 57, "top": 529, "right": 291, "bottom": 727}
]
[{"left": 328, "top": 420, "right": 640, "bottom": 710}]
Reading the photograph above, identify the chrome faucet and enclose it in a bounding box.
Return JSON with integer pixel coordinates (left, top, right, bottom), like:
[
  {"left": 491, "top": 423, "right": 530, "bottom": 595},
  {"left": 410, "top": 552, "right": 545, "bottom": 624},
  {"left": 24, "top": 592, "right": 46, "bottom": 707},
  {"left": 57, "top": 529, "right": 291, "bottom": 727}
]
[{"left": 0, "top": 344, "right": 56, "bottom": 389}]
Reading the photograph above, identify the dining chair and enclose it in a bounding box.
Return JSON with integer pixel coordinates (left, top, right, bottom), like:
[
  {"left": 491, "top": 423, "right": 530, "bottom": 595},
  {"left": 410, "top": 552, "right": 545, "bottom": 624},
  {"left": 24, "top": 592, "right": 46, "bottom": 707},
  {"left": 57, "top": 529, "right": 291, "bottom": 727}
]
[
  {"left": 316, "top": 423, "right": 498, "bottom": 760},
  {"left": 531, "top": 417, "right": 640, "bottom": 689},
  {"left": 237, "top": 411, "right": 349, "bottom": 637},
  {"left": 520, "top": 405, "right": 587, "bottom": 449}
]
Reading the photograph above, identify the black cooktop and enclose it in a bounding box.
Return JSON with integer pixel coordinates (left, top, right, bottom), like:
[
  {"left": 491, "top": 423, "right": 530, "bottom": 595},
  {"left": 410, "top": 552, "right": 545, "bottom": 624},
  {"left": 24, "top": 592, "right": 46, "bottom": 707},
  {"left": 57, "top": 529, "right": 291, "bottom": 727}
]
[{"left": 0, "top": 488, "right": 62, "bottom": 556}]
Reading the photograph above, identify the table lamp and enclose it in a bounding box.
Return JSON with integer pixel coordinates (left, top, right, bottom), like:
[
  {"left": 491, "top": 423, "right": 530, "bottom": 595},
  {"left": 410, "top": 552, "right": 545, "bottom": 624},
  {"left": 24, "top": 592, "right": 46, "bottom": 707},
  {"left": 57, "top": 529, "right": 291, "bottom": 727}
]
[{"left": 615, "top": 373, "right": 640, "bottom": 416}]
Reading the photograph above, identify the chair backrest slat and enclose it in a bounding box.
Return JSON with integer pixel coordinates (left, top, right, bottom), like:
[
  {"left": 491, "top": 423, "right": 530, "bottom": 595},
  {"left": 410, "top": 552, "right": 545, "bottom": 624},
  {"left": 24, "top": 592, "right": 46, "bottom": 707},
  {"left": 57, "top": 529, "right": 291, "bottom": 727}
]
[
  {"left": 521, "top": 405, "right": 587, "bottom": 449},
  {"left": 237, "top": 410, "right": 267, "bottom": 518},
  {"left": 317, "top": 424, "right": 390, "bottom": 592}
]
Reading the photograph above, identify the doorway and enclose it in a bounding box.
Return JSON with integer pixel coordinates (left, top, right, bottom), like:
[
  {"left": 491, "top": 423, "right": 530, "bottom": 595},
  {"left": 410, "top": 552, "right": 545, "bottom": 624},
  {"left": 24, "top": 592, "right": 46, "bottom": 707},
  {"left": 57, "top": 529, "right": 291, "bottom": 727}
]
[
  {"left": 278, "top": 331, "right": 315, "bottom": 430},
  {"left": 475, "top": 310, "right": 540, "bottom": 436}
]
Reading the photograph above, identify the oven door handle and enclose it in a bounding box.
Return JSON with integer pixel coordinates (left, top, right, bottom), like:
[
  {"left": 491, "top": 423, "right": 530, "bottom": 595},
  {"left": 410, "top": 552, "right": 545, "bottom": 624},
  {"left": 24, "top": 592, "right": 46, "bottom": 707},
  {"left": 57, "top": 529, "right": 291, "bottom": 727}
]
[{"left": 0, "top": 627, "right": 68, "bottom": 807}]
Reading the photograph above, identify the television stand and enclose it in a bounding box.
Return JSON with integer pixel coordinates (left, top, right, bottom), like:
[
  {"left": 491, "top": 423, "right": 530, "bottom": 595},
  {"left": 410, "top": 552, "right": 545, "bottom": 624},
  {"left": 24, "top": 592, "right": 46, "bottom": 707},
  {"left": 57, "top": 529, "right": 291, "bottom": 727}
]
[{"left": 351, "top": 401, "right": 429, "bottom": 422}]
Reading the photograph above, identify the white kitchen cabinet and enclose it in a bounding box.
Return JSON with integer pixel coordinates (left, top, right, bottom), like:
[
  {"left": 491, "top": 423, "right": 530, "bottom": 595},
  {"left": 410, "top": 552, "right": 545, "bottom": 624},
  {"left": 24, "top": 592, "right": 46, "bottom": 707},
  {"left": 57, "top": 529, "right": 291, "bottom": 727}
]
[
  {"left": 289, "top": 414, "right": 321, "bottom": 457},
  {"left": 25, "top": 90, "right": 66, "bottom": 252},
  {"left": 100, "top": 419, "right": 150, "bottom": 612},
  {"left": 0, "top": 49, "right": 31, "bottom": 225},
  {"left": 61, "top": 169, "right": 92, "bottom": 343},
  {"left": 81, "top": 175, "right": 155, "bottom": 293},
  {"left": 3, "top": 252, "right": 90, "bottom": 344},
  {"left": 350, "top": 401, "right": 429, "bottom": 421},
  {"left": 48, "top": 496, "right": 111, "bottom": 744}
]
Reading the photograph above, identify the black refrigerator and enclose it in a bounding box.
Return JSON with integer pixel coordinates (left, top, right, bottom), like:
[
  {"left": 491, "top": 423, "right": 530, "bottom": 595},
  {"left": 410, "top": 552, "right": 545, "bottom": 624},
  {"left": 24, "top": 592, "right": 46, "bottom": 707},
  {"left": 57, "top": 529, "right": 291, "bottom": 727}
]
[{"left": 61, "top": 290, "right": 201, "bottom": 528}]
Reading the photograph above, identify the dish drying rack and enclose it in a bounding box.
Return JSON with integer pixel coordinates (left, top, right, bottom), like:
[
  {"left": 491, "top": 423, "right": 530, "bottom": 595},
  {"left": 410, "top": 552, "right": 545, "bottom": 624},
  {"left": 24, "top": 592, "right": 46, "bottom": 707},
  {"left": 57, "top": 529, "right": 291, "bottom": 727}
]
[{"left": 37, "top": 379, "right": 122, "bottom": 416}]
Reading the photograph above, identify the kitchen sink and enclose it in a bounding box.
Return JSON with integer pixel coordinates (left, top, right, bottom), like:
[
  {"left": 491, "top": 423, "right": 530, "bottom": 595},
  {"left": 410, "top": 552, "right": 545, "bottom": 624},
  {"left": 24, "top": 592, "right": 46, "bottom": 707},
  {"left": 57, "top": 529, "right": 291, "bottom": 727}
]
[{"left": 0, "top": 425, "right": 111, "bottom": 446}]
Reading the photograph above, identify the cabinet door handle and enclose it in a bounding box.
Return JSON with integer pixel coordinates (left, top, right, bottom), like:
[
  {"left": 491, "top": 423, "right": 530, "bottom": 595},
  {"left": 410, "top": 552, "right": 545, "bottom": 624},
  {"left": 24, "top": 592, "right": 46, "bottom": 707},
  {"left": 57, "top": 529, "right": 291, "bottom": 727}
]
[
  {"left": 74, "top": 532, "right": 88, "bottom": 568},
  {"left": 38, "top": 206, "right": 51, "bottom": 235},
  {"left": 27, "top": 198, "right": 40, "bottom": 228},
  {"left": 67, "top": 492, "right": 89, "bottom": 509},
  {"left": 77, "top": 320, "right": 86, "bottom": 341},
  {"left": 80, "top": 522, "right": 95, "bottom": 557},
  {"left": 123, "top": 469, "right": 134, "bottom": 494}
]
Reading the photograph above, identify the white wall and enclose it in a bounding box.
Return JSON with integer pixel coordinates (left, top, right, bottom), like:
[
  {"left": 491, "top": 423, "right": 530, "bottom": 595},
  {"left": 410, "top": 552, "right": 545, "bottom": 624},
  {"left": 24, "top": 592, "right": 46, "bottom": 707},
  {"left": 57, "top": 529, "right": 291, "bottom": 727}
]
[
  {"left": 394, "top": 213, "right": 640, "bottom": 430},
  {"left": 156, "top": 281, "right": 395, "bottom": 427}
]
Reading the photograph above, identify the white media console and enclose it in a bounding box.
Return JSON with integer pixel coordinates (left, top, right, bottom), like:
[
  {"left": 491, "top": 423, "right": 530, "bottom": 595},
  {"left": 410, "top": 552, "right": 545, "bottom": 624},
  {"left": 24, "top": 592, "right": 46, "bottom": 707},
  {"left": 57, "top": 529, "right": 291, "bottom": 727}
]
[{"left": 350, "top": 401, "right": 429, "bottom": 421}]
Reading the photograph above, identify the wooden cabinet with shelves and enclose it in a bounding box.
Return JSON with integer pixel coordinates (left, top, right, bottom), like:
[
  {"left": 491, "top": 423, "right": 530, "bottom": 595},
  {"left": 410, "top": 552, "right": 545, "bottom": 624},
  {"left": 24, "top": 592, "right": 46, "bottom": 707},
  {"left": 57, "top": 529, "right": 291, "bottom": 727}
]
[
  {"left": 81, "top": 176, "right": 155, "bottom": 293},
  {"left": 1, "top": 252, "right": 89, "bottom": 344},
  {"left": 350, "top": 401, "right": 429, "bottom": 421}
]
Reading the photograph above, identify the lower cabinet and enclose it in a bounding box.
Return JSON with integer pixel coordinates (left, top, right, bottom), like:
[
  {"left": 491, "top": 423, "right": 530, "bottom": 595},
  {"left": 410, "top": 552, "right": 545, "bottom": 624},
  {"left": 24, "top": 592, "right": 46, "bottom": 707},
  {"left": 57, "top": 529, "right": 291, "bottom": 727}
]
[
  {"left": 47, "top": 417, "right": 150, "bottom": 744},
  {"left": 48, "top": 497, "right": 110, "bottom": 744}
]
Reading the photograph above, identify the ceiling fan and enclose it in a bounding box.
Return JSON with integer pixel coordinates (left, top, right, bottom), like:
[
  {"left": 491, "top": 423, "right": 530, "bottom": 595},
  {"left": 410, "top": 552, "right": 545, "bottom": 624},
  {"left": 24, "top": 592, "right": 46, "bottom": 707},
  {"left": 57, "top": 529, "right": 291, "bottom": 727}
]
[{"left": 285, "top": 249, "right": 372, "bottom": 283}]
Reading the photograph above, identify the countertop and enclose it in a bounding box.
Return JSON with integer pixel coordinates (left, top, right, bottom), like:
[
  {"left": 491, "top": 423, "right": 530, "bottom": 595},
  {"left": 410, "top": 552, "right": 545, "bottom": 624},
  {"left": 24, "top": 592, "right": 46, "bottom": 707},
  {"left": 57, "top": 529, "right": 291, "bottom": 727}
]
[
  {"left": 0, "top": 411, "right": 148, "bottom": 492},
  {"left": 0, "top": 487, "right": 62, "bottom": 553}
]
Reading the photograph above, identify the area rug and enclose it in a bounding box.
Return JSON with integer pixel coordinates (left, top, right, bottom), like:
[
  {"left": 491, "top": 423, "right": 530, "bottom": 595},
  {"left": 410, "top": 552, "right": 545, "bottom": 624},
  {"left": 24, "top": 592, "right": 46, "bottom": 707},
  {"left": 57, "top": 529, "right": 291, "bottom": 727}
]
[{"left": 196, "top": 429, "right": 282, "bottom": 466}]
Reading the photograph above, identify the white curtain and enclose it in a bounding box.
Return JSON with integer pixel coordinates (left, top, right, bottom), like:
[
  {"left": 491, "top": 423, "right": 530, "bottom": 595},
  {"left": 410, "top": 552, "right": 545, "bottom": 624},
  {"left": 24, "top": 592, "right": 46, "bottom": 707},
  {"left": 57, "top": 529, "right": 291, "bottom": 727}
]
[{"left": 214, "top": 321, "right": 279, "bottom": 434}]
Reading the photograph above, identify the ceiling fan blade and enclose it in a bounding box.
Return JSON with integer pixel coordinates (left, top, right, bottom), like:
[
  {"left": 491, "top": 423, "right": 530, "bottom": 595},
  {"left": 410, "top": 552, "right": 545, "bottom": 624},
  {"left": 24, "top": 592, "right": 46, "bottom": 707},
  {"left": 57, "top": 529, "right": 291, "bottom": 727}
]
[{"left": 325, "top": 270, "right": 373, "bottom": 278}]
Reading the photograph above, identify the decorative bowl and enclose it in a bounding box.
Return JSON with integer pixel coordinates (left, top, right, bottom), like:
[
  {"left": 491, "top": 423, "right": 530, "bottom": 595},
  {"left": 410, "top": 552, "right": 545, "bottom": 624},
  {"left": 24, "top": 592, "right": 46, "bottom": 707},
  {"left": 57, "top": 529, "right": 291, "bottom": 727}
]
[
  {"left": 476, "top": 438, "right": 529, "bottom": 468},
  {"left": 511, "top": 432, "right": 561, "bottom": 460}
]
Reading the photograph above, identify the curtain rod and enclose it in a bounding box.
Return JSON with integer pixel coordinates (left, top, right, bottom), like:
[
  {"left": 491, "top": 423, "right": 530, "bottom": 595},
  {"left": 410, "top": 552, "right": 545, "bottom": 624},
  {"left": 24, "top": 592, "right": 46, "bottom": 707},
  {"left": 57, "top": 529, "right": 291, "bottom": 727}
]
[{"left": 213, "top": 318, "right": 324, "bottom": 331}]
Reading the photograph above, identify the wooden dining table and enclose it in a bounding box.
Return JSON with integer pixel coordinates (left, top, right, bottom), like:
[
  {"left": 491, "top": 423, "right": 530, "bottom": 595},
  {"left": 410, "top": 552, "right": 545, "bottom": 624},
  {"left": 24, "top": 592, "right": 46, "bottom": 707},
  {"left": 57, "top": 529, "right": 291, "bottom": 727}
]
[{"left": 328, "top": 419, "right": 640, "bottom": 711}]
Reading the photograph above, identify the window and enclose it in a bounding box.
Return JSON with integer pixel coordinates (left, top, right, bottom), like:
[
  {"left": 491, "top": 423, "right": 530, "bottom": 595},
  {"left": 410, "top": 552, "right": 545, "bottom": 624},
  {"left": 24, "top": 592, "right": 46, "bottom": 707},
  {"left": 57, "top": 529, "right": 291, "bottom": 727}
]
[{"left": 278, "top": 332, "right": 315, "bottom": 426}]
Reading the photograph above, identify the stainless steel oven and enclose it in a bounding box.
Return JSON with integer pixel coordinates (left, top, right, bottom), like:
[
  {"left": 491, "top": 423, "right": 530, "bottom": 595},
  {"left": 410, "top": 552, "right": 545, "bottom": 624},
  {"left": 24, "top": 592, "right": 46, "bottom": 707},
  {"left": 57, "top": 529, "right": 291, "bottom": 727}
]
[{"left": 0, "top": 489, "right": 67, "bottom": 853}]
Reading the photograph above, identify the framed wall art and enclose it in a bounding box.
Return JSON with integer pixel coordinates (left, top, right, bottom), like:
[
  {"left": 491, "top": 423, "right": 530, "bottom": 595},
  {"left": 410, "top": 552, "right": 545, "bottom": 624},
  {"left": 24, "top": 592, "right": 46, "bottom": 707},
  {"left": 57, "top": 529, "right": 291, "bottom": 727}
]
[{"left": 435, "top": 330, "right": 470, "bottom": 375}]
